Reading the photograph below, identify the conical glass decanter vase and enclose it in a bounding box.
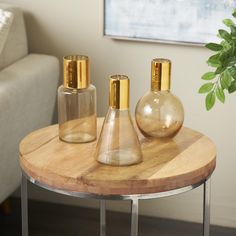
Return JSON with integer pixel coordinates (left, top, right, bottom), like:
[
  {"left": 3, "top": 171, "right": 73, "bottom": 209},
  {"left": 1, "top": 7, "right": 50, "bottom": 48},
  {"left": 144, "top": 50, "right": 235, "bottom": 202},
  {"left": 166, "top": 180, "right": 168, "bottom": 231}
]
[{"left": 95, "top": 75, "right": 142, "bottom": 166}]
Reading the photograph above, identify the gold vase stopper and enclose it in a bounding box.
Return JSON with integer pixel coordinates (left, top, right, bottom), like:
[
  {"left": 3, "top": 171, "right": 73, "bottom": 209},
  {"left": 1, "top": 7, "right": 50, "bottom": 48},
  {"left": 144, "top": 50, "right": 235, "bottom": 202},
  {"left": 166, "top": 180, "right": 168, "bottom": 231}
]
[
  {"left": 63, "top": 55, "right": 90, "bottom": 89},
  {"left": 151, "top": 58, "right": 171, "bottom": 91},
  {"left": 109, "top": 75, "right": 129, "bottom": 109}
]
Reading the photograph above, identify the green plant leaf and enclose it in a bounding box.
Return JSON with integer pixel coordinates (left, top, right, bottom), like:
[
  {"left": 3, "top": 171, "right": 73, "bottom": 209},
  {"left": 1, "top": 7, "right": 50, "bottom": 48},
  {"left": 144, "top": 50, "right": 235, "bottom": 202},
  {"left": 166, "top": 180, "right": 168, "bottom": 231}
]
[
  {"left": 232, "top": 9, "right": 236, "bottom": 18},
  {"left": 207, "top": 54, "right": 221, "bottom": 67},
  {"left": 228, "top": 80, "right": 236, "bottom": 93},
  {"left": 220, "top": 40, "right": 231, "bottom": 50},
  {"left": 223, "top": 19, "right": 234, "bottom": 27},
  {"left": 219, "top": 50, "right": 234, "bottom": 67},
  {"left": 230, "top": 25, "right": 236, "bottom": 36},
  {"left": 198, "top": 83, "right": 214, "bottom": 93},
  {"left": 229, "top": 67, "right": 236, "bottom": 80},
  {"left": 223, "top": 57, "right": 236, "bottom": 67},
  {"left": 205, "top": 43, "right": 223, "bottom": 51},
  {"left": 220, "top": 78, "right": 227, "bottom": 89},
  {"left": 218, "top": 29, "right": 231, "bottom": 42},
  {"left": 215, "top": 66, "right": 225, "bottom": 74},
  {"left": 201, "top": 72, "right": 216, "bottom": 80},
  {"left": 216, "top": 86, "right": 225, "bottom": 103},
  {"left": 205, "top": 91, "right": 215, "bottom": 111},
  {"left": 224, "top": 70, "right": 232, "bottom": 85},
  {"left": 220, "top": 70, "right": 232, "bottom": 89}
]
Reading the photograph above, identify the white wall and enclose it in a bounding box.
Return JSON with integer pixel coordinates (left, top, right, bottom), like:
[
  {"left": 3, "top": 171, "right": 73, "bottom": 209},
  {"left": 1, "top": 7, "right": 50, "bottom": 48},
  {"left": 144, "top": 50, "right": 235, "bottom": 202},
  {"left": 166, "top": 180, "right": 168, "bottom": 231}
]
[{"left": 6, "top": 0, "right": 236, "bottom": 228}]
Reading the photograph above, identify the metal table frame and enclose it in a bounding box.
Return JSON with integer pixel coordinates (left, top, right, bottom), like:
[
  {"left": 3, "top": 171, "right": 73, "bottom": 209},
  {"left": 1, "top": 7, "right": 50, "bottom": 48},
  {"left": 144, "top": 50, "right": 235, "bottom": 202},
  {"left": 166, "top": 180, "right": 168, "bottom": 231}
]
[{"left": 21, "top": 171, "right": 211, "bottom": 236}]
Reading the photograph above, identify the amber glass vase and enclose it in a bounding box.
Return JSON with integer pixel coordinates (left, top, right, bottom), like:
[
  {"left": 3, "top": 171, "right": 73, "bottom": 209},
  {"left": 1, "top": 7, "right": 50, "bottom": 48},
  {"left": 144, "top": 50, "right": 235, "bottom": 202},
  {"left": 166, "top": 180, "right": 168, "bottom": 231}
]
[
  {"left": 95, "top": 75, "right": 142, "bottom": 166},
  {"left": 58, "top": 55, "right": 96, "bottom": 143},
  {"left": 135, "top": 59, "right": 184, "bottom": 138}
]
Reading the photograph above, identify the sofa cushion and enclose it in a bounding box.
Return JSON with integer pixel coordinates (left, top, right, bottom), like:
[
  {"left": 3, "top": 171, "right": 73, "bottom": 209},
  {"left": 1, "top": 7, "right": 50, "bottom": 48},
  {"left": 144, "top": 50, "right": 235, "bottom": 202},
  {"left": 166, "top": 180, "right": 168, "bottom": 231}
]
[{"left": 0, "top": 4, "right": 28, "bottom": 70}]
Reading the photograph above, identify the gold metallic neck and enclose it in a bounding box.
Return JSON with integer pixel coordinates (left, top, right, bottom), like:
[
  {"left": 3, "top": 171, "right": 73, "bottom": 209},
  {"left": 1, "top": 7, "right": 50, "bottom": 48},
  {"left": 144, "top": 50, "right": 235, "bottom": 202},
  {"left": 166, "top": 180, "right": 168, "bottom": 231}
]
[
  {"left": 109, "top": 75, "right": 129, "bottom": 109},
  {"left": 63, "top": 55, "right": 90, "bottom": 89},
  {"left": 151, "top": 58, "right": 171, "bottom": 91}
]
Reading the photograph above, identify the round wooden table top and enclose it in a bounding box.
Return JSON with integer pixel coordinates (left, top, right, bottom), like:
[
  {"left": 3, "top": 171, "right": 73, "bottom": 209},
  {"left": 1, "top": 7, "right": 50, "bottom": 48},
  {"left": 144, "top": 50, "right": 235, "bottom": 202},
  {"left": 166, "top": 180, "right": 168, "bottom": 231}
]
[{"left": 19, "top": 118, "right": 216, "bottom": 195}]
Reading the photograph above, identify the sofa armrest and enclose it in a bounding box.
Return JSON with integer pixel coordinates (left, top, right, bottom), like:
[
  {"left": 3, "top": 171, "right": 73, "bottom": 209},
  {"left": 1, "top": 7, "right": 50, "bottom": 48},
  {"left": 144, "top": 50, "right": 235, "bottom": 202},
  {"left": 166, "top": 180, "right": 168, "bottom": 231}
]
[{"left": 0, "top": 54, "right": 59, "bottom": 202}]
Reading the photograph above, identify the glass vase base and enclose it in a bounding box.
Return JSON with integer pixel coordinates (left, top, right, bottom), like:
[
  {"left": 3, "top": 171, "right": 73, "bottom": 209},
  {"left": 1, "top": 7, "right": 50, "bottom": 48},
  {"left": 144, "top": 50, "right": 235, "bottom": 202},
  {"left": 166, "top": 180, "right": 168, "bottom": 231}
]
[
  {"left": 59, "top": 132, "right": 96, "bottom": 143},
  {"left": 97, "top": 149, "right": 142, "bottom": 166}
]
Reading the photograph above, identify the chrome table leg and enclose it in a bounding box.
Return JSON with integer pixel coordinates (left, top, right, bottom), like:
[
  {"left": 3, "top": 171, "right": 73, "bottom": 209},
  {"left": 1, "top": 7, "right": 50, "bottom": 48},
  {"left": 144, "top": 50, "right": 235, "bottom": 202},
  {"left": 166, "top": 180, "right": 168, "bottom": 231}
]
[
  {"left": 131, "top": 198, "right": 139, "bottom": 236},
  {"left": 100, "top": 200, "right": 106, "bottom": 236},
  {"left": 203, "top": 179, "right": 211, "bottom": 236},
  {"left": 21, "top": 174, "right": 28, "bottom": 236}
]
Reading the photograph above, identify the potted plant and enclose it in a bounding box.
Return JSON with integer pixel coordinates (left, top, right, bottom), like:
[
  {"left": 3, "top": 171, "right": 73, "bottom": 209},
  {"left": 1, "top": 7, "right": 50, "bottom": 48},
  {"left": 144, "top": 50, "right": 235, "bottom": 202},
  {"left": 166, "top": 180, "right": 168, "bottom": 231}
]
[{"left": 199, "top": 9, "right": 236, "bottom": 110}]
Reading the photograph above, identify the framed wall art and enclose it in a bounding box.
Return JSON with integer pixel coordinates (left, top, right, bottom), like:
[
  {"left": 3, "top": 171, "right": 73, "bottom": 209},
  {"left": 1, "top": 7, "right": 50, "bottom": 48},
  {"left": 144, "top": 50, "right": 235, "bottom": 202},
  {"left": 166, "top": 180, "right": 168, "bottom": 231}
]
[{"left": 104, "top": 0, "right": 236, "bottom": 46}]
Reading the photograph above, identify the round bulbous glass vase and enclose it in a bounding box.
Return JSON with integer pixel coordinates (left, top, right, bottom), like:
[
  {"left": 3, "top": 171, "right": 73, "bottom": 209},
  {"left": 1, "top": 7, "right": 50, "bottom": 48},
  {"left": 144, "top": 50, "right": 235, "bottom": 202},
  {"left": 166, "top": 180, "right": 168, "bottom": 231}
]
[{"left": 135, "top": 90, "right": 184, "bottom": 139}]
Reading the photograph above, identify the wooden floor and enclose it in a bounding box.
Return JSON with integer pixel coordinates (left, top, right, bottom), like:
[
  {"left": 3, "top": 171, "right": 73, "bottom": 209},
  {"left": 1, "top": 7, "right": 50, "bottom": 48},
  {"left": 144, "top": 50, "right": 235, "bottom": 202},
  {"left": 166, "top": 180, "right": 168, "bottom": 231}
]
[{"left": 0, "top": 198, "right": 236, "bottom": 236}]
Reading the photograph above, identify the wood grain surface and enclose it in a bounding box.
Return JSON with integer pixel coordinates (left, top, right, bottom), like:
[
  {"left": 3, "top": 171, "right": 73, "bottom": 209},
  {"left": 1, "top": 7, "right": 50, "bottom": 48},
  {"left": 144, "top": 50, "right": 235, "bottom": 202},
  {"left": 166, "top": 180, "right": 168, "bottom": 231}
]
[{"left": 19, "top": 118, "right": 216, "bottom": 195}]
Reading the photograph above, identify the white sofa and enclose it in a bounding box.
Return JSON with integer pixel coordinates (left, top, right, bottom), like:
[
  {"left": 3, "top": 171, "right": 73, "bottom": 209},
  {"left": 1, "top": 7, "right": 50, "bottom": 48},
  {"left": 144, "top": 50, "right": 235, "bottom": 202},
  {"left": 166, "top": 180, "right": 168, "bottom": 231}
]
[{"left": 0, "top": 4, "right": 59, "bottom": 203}]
